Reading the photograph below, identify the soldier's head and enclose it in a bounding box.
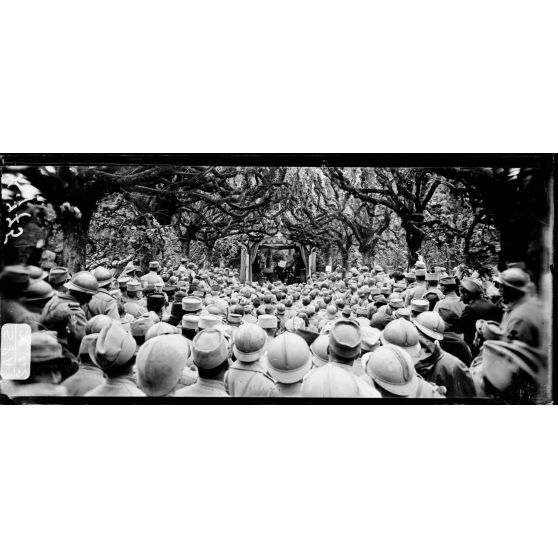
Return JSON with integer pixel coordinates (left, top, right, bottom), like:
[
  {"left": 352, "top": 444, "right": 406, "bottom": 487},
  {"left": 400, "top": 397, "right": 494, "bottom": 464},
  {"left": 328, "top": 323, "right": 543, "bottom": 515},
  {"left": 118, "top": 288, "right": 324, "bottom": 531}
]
[
  {"left": 64, "top": 271, "right": 99, "bottom": 305},
  {"left": 439, "top": 276, "right": 458, "bottom": 295},
  {"left": 328, "top": 319, "right": 362, "bottom": 366},
  {"left": 497, "top": 269, "right": 530, "bottom": 303},
  {"left": 425, "top": 272, "right": 439, "bottom": 288},
  {"left": 459, "top": 278, "right": 483, "bottom": 303},
  {"left": 192, "top": 328, "right": 229, "bottom": 380}
]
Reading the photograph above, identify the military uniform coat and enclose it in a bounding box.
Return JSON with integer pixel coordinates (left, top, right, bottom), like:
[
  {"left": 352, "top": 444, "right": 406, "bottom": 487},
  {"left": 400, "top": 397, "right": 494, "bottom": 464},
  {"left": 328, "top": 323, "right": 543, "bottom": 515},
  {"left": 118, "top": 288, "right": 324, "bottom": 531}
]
[
  {"left": 414, "top": 343, "right": 476, "bottom": 398},
  {"left": 85, "top": 375, "right": 145, "bottom": 396},
  {"left": 225, "top": 360, "right": 276, "bottom": 397},
  {"left": 433, "top": 292, "right": 465, "bottom": 318},
  {"left": 440, "top": 332, "right": 473, "bottom": 366},
  {"left": 500, "top": 295, "right": 545, "bottom": 348},
  {"left": 454, "top": 298, "right": 503, "bottom": 350},
  {"left": 86, "top": 288, "right": 119, "bottom": 321},
  {"left": 41, "top": 292, "right": 87, "bottom": 345},
  {"left": 404, "top": 281, "right": 427, "bottom": 306},
  {"left": 61, "top": 363, "right": 105, "bottom": 396},
  {"left": 175, "top": 377, "right": 230, "bottom": 397}
]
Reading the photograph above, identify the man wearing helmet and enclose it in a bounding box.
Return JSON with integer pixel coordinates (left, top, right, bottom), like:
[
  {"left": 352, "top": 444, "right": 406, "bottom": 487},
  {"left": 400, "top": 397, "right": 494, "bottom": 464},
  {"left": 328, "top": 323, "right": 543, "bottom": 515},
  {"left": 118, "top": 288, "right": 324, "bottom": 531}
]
[
  {"left": 41, "top": 271, "right": 100, "bottom": 355},
  {"left": 86, "top": 266, "right": 119, "bottom": 320}
]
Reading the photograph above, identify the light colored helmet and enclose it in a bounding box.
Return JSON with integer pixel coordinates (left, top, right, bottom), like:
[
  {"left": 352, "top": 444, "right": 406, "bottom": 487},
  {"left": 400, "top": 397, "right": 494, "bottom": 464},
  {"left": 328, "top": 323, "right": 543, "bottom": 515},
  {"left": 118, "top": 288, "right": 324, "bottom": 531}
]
[
  {"left": 64, "top": 271, "right": 99, "bottom": 295},
  {"left": 310, "top": 334, "right": 329, "bottom": 368},
  {"left": 412, "top": 311, "right": 445, "bottom": 341},
  {"left": 380, "top": 318, "right": 421, "bottom": 360},
  {"left": 23, "top": 279, "right": 55, "bottom": 302},
  {"left": 145, "top": 322, "right": 179, "bottom": 341},
  {"left": 92, "top": 266, "right": 114, "bottom": 287},
  {"left": 498, "top": 268, "right": 530, "bottom": 293},
  {"left": 366, "top": 345, "right": 418, "bottom": 396},
  {"left": 136, "top": 334, "right": 190, "bottom": 396},
  {"left": 266, "top": 332, "right": 312, "bottom": 384},
  {"left": 233, "top": 323, "right": 267, "bottom": 362},
  {"left": 85, "top": 314, "right": 113, "bottom": 335}
]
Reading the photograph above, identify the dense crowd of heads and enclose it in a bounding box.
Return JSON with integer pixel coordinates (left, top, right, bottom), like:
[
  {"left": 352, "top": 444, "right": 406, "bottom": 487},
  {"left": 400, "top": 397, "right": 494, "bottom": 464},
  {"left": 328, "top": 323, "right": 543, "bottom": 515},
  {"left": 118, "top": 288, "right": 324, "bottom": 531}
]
[{"left": 0, "top": 255, "right": 549, "bottom": 400}]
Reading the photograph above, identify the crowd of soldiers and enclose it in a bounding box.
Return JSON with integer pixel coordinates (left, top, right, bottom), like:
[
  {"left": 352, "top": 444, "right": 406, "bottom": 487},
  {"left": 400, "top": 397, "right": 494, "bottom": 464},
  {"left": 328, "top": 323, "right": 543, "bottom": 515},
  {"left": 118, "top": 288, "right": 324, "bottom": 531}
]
[{"left": 0, "top": 254, "right": 548, "bottom": 400}]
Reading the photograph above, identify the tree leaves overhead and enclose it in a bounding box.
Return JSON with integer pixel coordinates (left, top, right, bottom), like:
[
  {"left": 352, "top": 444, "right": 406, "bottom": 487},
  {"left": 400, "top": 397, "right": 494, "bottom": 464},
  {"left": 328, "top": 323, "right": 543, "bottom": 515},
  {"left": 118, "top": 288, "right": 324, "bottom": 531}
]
[{"left": 27, "top": 163, "right": 548, "bottom": 276}]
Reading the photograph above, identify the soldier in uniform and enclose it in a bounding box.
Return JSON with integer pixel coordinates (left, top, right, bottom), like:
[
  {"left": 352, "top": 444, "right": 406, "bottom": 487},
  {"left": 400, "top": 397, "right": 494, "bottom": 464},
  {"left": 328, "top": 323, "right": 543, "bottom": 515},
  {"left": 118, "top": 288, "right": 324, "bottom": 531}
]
[
  {"left": 498, "top": 268, "right": 545, "bottom": 348},
  {"left": 123, "top": 280, "right": 146, "bottom": 318},
  {"left": 0, "top": 331, "right": 69, "bottom": 397},
  {"left": 301, "top": 320, "right": 381, "bottom": 397},
  {"left": 404, "top": 266, "right": 427, "bottom": 306},
  {"left": 434, "top": 276, "right": 465, "bottom": 318},
  {"left": 454, "top": 277, "right": 502, "bottom": 354},
  {"left": 412, "top": 311, "right": 476, "bottom": 397},
  {"left": 267, "top": 332, "right": 312, "bottom": 397},
  {"left": 175, "top": 329, "right": 230, "bottom": 397},
  {"left": 364, "top": 345, "right": 445, "bottom": 398},
  {"left": 47, "top": 267, "right": 69, "bottom": 293},
  {"left": 85, "top": 322, "right": 144, "bottom": 397},
  {"left": 423, "top": 272, "right": 445, "bottom": 311},
  {"left": 61, "top": 333, "right": 106, "bottom": 396},
  {"left": 41, "top": 271, "right": 99, "bottom": 354},
  {"left": 136, "top": 334, "right": 190, "bottom": 396},
  {"left": 225, "top": 323, "right": 276, "bottom": 397},
  {"left": 0, "top": 266, "right": 39, "bottom": 331},
  {"left": 86, "top": 266, "right": 119, "bottom": 320}
]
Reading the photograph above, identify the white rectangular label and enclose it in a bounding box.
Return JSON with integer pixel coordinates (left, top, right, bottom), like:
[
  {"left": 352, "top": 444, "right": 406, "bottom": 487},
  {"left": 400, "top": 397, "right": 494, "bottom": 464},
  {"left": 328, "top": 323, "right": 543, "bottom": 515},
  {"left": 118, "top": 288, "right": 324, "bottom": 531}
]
[{"left": 1, "top": 324, "right": 31, "bottom": 380}]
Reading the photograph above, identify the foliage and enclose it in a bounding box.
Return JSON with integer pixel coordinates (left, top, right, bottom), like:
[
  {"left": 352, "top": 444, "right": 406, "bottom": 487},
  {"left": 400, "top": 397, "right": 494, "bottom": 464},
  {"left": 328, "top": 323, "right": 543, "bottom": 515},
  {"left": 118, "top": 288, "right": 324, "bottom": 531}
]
[{"left": 7, "top": 164, "right": 548, "bottom": 281}]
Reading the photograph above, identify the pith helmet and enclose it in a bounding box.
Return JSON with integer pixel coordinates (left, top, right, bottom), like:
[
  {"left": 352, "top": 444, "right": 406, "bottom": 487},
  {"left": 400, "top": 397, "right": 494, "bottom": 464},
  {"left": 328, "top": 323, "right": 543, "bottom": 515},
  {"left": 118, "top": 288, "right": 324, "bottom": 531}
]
[
  {"left": 380, "top": 318, "right": 421, "bottom": 360},
  {"left": 92, "top": 266, "right": 114, "bottom": 287},
  {"left": 23, "top": 279, "right": 55, "bottom": 302},
  {"left": 310, "top": 334, "right": 329, "bottom": 368},
  {"left": 366, "top": 345, "right": 418, "bottom": 396},
  {"left": 412, "top": 311, "right": 445, "bottom": 341},
  {"left": 136, "top": 334, "right": 189, "bottom": 396},
  {"left": 64, "top": 271, "right": 99, "bottom": 295},
  {"left": 233, "top": 323, "right": 267, "bottom": 362},
  {"left": 499, "top": 268, "right": 530, "bottom": 293},
  {"left": 265, "top": 332, "right": 312, "bottom": 384},
  {"left": 460, "top": 277, "right": 484, "bottom": 295}
]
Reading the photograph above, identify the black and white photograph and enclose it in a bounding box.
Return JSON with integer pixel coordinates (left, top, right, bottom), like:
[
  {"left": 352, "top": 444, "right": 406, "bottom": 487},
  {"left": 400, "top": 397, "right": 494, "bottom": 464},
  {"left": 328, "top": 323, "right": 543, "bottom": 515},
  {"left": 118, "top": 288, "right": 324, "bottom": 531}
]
[
  {"left": 1, "top": 157, "right": 553, "bottom": 402},
  {"left": 2, "top": 4, "right": 556, "bottom": 558}
]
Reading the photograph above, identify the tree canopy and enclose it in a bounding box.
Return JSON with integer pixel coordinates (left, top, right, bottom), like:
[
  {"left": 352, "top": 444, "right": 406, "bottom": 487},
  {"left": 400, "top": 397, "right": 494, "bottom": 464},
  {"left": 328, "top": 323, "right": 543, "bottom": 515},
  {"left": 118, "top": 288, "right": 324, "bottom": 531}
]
[{"left": 1, "top": 164, "right": 551, "bottom": 283}]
